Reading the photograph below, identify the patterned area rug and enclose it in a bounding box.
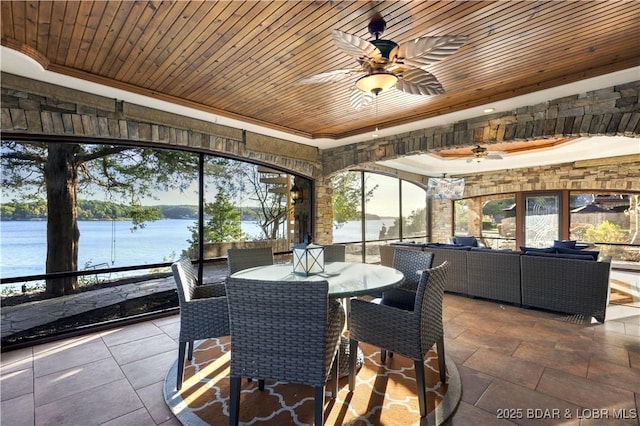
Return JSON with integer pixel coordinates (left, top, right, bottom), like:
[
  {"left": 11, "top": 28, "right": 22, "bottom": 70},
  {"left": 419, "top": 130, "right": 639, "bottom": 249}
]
[{"left": 164, "top": 337, "right": 461, "bottom": 425}]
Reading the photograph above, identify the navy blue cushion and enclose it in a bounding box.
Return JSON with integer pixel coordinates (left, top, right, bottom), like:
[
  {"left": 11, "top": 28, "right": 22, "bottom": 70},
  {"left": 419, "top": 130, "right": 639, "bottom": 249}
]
[
  {"left": 525, "top": 251, "right": 595, "bottom": 261},
  {"left": 471, "top": 247, "right": 520, "bottom": 255},
  {"left": 556, "top": 247, "right": 599, "bottom": 260},
  {"left": 381, "top": 288, "right": 415, "bottom": 311},
  {"left": 441, "top": 244, "right": 473, "bottom": 250},
  {"left": 553, "top": 240, "right": 577, "bottom": 249},
  {"left": 520, "top": 246, "right": 555, "bottom": 254},
  {"left": 452, "top": 236, "right": 478, "bottom": 247}
]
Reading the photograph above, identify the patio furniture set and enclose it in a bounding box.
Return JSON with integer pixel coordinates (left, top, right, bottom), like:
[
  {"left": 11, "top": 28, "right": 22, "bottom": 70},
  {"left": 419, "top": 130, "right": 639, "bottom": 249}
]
[
  {"left": 171, "top": 246, "right": 448, "bottom": 424},
  {"left": 386, "top": 239, "right": 612, "bottom": 322}
]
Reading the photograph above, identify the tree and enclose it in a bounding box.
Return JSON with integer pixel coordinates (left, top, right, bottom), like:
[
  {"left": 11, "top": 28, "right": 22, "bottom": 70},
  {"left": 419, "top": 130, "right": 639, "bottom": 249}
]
[
  {"left": 241, "top": 165, "right": 288, "bottom": 240},
  {"left": 188, "top": 189, "right": 246, "bottom": 244},
  {"left": 1, "top": 141, "right": 198, "bottom": 296},
  {"left": 331, "top": 172, "right": 377, "bottom": 228}
]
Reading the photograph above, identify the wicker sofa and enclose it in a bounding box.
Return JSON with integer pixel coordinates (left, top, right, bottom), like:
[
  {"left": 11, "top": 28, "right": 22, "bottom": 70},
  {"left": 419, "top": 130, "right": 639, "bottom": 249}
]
[{"left": 388, "top": 242, "right": 611, "bottom": 322}]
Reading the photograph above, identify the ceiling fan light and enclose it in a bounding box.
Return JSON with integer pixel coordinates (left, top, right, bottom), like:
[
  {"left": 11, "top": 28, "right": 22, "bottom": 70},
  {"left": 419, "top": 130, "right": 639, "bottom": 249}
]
[{"left": 355, "top": 72, "right": 398, "bottom": 94}]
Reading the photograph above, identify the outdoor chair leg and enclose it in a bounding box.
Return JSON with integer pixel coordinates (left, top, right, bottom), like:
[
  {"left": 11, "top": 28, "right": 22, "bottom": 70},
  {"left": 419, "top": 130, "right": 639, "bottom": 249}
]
[
  {"left": 177, "top": 341, "right": 187, "bottom": 391},
  {"left": 330, "top": 352, "right": 339, "bottom": 397},
  {"left": 436, "top": 337, "right": 447, "bottom": 383},
  {"left": 229, "top": 376, "right": 241, "bottom": 426},
  {"left": 380, "top": 349, "right": 386, "bottom": 363},
  {"left": 414, "top": 359, "right": 427, "bottom": 418},
  {"left": 187, "top": 340, "right": 194, "bottom": 360},
  {"left": 258, "top": 379, "right": 265, "bottom": 391},
  {"left": 314, "top": 385, "right": 325, "bottom": 425}
]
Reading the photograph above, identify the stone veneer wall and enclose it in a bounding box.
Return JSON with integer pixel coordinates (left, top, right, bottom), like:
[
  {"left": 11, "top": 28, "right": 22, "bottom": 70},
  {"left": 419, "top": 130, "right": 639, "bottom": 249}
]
[
  {"left": 0, "top": 73, "right": 321, "bottom": 180},
  {"left": 2, "top": 73, "right": 639, "bottom": 247},
  {"left": 318, "top": 81, "right": 639, "bottom": 244}
]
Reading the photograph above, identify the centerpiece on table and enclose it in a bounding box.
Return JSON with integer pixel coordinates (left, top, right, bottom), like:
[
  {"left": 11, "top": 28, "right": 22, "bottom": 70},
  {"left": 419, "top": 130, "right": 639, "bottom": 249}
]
[{"left": 292, "top": 236, "right": 325, "bottom": 276}]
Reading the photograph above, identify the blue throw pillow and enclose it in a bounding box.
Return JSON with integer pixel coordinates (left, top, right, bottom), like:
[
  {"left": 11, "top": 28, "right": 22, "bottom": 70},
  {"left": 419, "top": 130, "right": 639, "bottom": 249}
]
[
  {"left": 520, "top": 246, "right": 555, "bottom": 254},
  {"left": 452, "top": 236, "right": 478, "bottom": 247},
  {"left": 556, "top": 247, "right": 599, "bottom": 260},
  {"left": 554, "top": 240, "right": 577, "bottom": 249}
]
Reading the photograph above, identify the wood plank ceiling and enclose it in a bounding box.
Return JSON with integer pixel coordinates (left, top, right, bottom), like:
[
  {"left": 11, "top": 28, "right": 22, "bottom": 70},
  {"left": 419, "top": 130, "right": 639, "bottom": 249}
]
[{"left": 2, "top": 1, "right": 639, "bottom": 141}]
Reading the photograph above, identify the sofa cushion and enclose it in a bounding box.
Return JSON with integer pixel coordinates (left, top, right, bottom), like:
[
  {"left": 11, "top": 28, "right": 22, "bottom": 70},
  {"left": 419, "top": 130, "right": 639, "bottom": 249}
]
[
  {"left": 556, "top": 247, "right": 599, "bottom": 260},
  {"left": 452, "top": 236, "right": 478, "bottom": 247},
  {"left": 524, "top": 251, "right": 595, "bottom": 261},
  {"left": 519, "top": 246, "right": 555, "bottom": 254},
  {"left": 554, "top": 240, "right": 577, "bottom": 249},
  {"left": 471, "top": 247, "right": 520, "bottom": 255}
]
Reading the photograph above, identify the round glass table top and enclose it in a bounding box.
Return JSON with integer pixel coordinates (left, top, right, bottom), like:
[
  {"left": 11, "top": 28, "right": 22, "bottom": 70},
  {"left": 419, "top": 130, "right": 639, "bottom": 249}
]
[{"left": 229, "top": 261, "right": 405, "bottom": 298}]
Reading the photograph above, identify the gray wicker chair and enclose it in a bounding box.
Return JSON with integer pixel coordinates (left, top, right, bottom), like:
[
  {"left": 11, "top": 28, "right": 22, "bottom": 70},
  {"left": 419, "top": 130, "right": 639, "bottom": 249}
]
[
  {"left": 227, "top": 247, "right": 274, "bottom": 275},
  {"left": 348, "top": 261, "right": 449, "bottom": 418},
  {"left": 226, "top": 277, "right": 344, "bottom": 426},
  {"left": 171, "top": 257, "right": 229, "bottom": 391},
  {"left": 323, "top": 244, "right": 346, "bottom": 262},
  {"left": 379, "top": 248, "right": 434, "bottom": 361}
]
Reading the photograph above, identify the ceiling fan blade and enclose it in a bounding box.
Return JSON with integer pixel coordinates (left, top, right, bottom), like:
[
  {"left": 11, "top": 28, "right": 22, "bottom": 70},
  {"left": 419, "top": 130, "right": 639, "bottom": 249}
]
[
  {"left": 395, "top": 68, "right": 444, "bottom": 95},
  {"left": 397, "top": 35, "right": 467, "bottom": 68},
  {"left": 349, "top": 87, "right": 374, "bottom": 111},
  {"left": 298, "top": 68, "right": 360, "bottom": 85},
  {"left": 332, "top": 29, "right": 381, "bottom": 60}
]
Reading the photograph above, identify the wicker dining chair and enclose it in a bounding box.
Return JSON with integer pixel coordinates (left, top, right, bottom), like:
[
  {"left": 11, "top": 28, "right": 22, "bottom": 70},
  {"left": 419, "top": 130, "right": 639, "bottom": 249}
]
[
  {"left": 378, "top": 248, "right": 434, "bottom": 361},
  {"left": 171, "top": 257, "right": 229, "bottom": 391},
  {"left": 323, "top": 244, "right": 346, "bottom": 262},
  {"left": 226, "top": 277, "right": 344, "bottom": 426},
  {"left": 227, "top": 247, "right": 274, "bottom": 275},
  {"left": 348, "top": 261, "right": 449, "bottom": 418}
]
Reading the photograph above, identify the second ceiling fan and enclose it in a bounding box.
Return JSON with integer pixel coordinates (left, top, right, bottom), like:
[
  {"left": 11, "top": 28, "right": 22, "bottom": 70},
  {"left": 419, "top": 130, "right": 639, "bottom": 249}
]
[{"left": 300, "top": 13, "right": 467, "bottom": 110}]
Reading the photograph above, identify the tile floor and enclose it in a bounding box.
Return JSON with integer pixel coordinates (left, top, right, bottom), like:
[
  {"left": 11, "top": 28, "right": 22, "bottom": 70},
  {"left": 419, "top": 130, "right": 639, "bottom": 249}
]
[{"left": 1, "top": 294, "right": 639, "bottom": 426}]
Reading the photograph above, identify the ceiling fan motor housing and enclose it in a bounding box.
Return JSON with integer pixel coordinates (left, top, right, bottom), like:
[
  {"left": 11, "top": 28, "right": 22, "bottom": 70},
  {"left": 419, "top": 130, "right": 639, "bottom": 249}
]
[{"left": 370, "top": 39, "right": 398, "bottom": 62}]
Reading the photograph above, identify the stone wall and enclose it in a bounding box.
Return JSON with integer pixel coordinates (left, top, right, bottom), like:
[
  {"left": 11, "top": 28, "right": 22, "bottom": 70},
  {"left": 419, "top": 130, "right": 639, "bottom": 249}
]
[
  {"left": 0, "top": 73, "right": 321, "bottom": 179},
  {"left": 2, "top": 73, "right": 638, "bottom": 247},
  {"left": 321, "top": 81, "right": 640, "bottom": 176}
]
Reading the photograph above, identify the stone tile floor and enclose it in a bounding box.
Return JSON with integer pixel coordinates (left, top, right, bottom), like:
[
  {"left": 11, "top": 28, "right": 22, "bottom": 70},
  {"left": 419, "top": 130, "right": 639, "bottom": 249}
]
[{"left": 1, "top": 294, "right": 639, "bottom": 425}]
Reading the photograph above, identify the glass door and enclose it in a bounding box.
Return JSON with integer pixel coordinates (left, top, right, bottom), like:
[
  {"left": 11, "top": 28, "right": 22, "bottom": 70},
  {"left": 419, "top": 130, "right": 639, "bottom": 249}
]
[{"left": 523, "top": 193, "right": 561, "bottom": 247}]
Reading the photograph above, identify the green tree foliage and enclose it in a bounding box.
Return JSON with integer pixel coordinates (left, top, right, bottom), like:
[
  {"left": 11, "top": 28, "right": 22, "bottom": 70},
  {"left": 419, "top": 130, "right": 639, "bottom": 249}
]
[
  {"left": 585, "top": 220, "right": 628, "bottom": 243},
  {"left": 189, "top": 189, "right": 245, "bottom": 244},
  {"left": 1, "top": 141, "right": 199, "bottom": 296},
  {"left": 331, "top": 172, "right": 378, "bottom": 228}
]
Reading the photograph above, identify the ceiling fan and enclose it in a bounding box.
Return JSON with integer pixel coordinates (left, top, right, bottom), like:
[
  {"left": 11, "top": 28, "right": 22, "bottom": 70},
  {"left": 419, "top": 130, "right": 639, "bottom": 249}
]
[
  {"left": 467, "top": 145, "right": 504, "bottom": 163},
  {"left": 299, "top": 13, "right": 467, "bottom": 110}
]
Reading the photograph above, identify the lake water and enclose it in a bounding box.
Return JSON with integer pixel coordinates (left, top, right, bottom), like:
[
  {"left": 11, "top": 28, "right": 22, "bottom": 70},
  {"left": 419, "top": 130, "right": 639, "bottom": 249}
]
[{"left": 1, "top": 218, "right": 387, "bottom": 282}]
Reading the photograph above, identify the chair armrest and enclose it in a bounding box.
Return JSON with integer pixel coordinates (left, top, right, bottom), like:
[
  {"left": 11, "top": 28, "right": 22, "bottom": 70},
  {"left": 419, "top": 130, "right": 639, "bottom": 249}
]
[
  {"left": 193, "top": 282, "right": 227, "bottom": 299},
  {"left": 349, "top": 298, "right": 414, "bottom": 348}
]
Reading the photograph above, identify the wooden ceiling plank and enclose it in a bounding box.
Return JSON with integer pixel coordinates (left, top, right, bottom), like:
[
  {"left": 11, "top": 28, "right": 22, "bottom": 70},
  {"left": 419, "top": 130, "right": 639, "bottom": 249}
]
[
  {"left": 148, "top": 1, "right": 242, "bottom": 90},
  {"left": 24, "top": 1, "right": 39, "bottom": 49},
  {"left": 134, "top": 1, "right": 213, "bottom": 87},
  {"left": 44, "top": 0, "right": 66, "bottom": 60},
  {"left": 34, "top": 0, "right": 52, "bottom": 55},
  {"left": 94, "top": 1, "right": 149, "bottom": 76},
  {"left": 64, "top": 1, "right": 94, "bottom": 67},
  {"left": 106, "top": 1, "right": 172, "bottom": 79},
  {"left": 88, "top": 1, "right": 136, "bottom": 73},
  {"left": 170, "top": 1, "right": 295, "bottom": 97},
  {"left": 1, "top": 1, "right": 16, "bottom": 42},
  {"left": 113, "top": 1, "right": 191, "bottom": 82},
  {"left": 53, "top": 1, "right": 80, "bottom": 66},
  {"left": 183, "top": 2, "right": 339, "bottom": 108},
  {"left": 114, "top": 1, "right": 191, "bottom": 83},
  {"left": 72, "top": 0, "right": 108, "bottom": 70},
  {"left": 83, "top": 1, "right": 125, "bottom": 74}
]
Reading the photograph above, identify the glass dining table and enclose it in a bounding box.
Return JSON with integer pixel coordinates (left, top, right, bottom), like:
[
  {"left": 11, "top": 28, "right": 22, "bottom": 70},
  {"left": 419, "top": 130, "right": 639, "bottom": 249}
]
[{"left": 229, "top": 261, "right": 405, "bottom": 298}]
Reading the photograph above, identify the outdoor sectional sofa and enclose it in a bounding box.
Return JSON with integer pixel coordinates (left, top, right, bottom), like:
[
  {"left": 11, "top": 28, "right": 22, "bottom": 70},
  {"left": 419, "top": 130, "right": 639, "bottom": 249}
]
[{"left": 387, "top": 241, "right": 611, "bottom": 322}]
